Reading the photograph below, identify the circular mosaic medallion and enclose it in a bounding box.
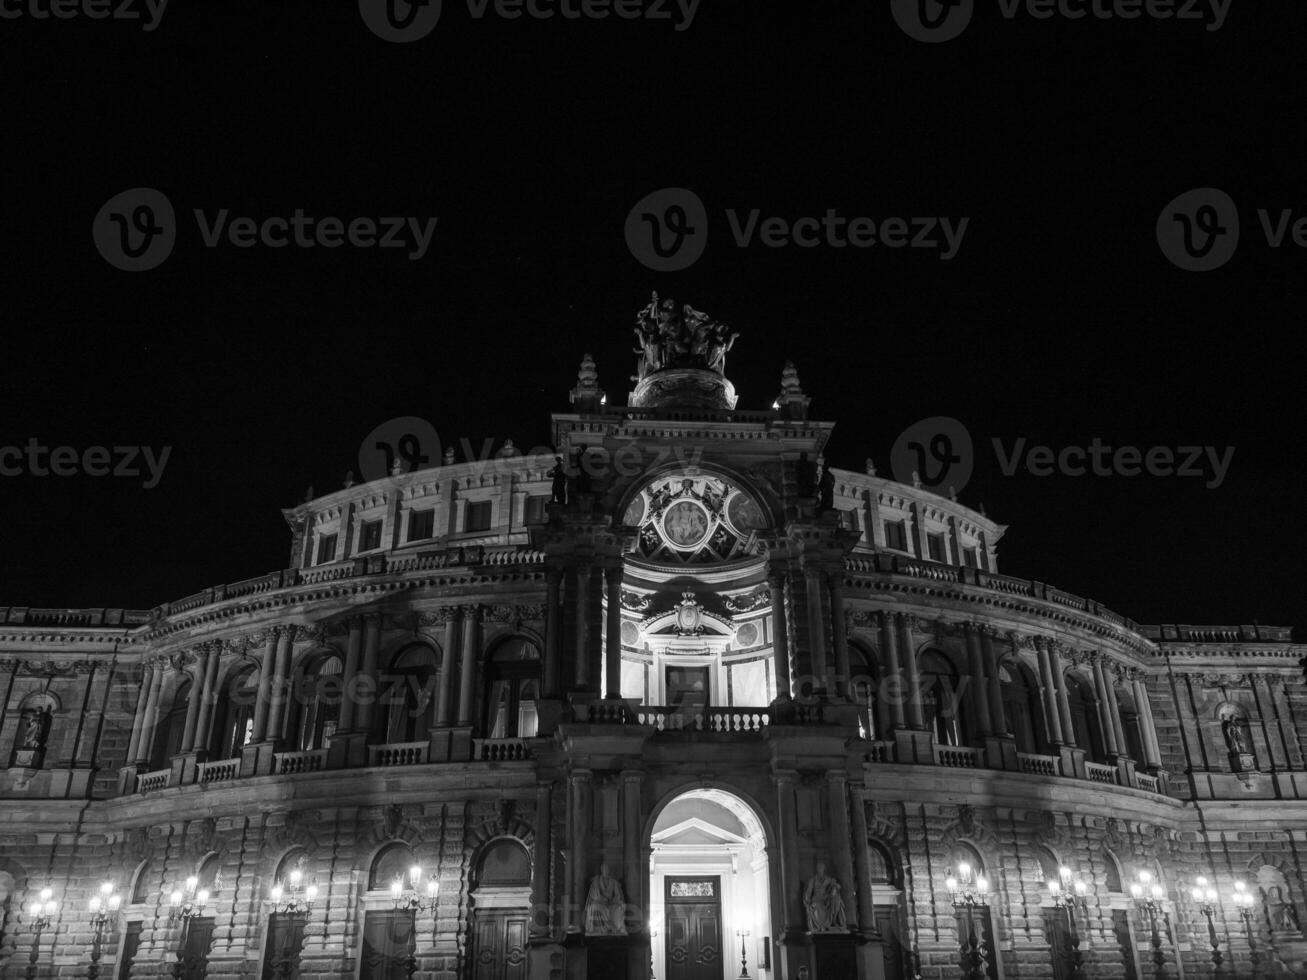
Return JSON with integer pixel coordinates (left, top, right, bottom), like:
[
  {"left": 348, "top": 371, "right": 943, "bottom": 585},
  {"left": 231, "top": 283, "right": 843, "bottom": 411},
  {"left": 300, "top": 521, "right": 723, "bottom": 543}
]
[
  {"left": 727, "top": 492, "right": 766, "bottom": 531},
  {"left": 661, "top": 500, "right": 710, "bottom": 549},
  {"left": 620, "top": 621, "right": 640, "bottom": 646},
  {"left": 736, "top": 622, "right": 760, "bottom": 648}
]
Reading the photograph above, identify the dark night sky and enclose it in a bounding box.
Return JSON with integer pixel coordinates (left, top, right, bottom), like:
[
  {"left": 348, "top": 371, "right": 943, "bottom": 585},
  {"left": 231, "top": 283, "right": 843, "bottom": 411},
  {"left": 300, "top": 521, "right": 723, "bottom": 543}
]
[{"left": 2, "top": 1, "right": 1303, "bottom": 637}]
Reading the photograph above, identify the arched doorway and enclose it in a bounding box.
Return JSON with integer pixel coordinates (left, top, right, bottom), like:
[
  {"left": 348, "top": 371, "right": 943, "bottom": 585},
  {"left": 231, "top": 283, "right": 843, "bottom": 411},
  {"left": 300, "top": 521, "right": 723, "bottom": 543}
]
[{"left": 648, "top": 789, "right": 773, "bottom": 980}]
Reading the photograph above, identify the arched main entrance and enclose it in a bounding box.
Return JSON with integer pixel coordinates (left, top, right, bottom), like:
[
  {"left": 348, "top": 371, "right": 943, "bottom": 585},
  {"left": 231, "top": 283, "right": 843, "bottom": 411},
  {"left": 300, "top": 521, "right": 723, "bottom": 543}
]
[{"left": 649, "top": 789, "right": 773, "bottom": 980}]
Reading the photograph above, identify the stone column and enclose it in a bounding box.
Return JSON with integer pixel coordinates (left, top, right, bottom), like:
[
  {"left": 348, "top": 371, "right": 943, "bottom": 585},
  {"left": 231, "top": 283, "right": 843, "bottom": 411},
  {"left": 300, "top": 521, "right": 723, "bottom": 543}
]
[
  {"left": 134, "top": 658, "right": 165, "bottom": 765},
  {"left": 337, "top": 617, "right": 363, "bottom": 733},
  {"left": 849, "top": 792, "right": 877, "bottom": 936},
  {"left": 1035, "top": 636, "right": 1065, "bottom": 745},
  {"left": 251, "top": 630, "right": 279, "bottom": 743},
  {"left": 356, "top": 614, "right": 382, "bottom": 735},
  {"left": 179, "top": 661, "right": 204, "bottom": 753},
  {"left": 1132, "top": 672, "right": 1163, "bottom": 770},
  {"left": 804, "top": 568, "right": 828, "bottom": 690},
  {"left": 125, "top": 661, "right": 155, "bottom": 764},
  {"left": 829, "top": 573, "right": 851, "bottom": 699},
  {"left": 769, "top": 572, "right": 791, "bottom": 701},
  {"left": 826, "top": 771, "right": 859, "bottom": 930},
  {"left": 1102, "top": 660, "right": 1128, "bottom": 758},
  {"left": 964, "top": 624, "right": 991, "bottom": 737},
  {"left": 265, "top": 627, "right": 295, "bottom": 744},
  {"left": 1054, "top": 648, "right": 1076, "bottom": 748},
  {"left": 192, "top": 645, "right": 222, "bottom": 757},
  {"left": 569, "top": 769, "right": 592, "bottom": 933},
  {"left": 896, "top": 614, "right": 924, "bottom": 729},
  {"left": 531, "top": 780, "right": 553, "bottom": 938},
  {"left": 457, "top": 606, "right": 479, "bottom": 726},
  {"left": 880, "top": 613, "right": 905, "bottom": 729},
  {"left": 434, "top": 613, "right": 459, "bottom": 727},
  {"left": 774, "top": 772, "right": 804, "bottom": 938},
  {"left": 574, "top": 566, "right": 591, "bottom": 690},
  {"left": 622, "top": 771, "right": 642, "bottom": 922},
  {"left": 605, "top": 566, "right": 623, "bottom": 700},
  {"left": 544, "top": 567, "right": 563, "bottom": 698},
  {"left": 981, "top": 630, "right": 1007, "bottom": 734},
  {"left": 1091, "top": 654, "right": 1120, "bottom": 757}
]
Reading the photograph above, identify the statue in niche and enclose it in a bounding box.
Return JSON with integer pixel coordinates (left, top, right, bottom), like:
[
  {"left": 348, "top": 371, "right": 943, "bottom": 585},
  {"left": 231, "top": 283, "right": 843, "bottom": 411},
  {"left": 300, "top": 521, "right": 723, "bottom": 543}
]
[
  {"left": 583, "top": 864, "right": 627, "bottom": 935},
  {"left": 21, "top": 707, "right": 52, "bottom": 749},
  {"left": 548, "top": 456, "right": 568, "bottom": 505},
  {"left": 1267, "top": 886, "right": 1300, "bottom": 934},
  {"left": 1222, "top": 716, "right": 1249, "bottom": 754},
  {"left": 804, "top": 862, "right": 847, "bottom": 932}
]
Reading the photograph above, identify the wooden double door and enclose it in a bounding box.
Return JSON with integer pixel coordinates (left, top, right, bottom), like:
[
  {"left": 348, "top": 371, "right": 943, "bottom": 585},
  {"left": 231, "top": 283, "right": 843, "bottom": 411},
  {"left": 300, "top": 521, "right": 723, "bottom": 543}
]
[
  {"left": 664, "top": 876, "right": 722, "bottom": 980},
  {"left": 469, "top": 909, "right": 529, "bottom": 980}
]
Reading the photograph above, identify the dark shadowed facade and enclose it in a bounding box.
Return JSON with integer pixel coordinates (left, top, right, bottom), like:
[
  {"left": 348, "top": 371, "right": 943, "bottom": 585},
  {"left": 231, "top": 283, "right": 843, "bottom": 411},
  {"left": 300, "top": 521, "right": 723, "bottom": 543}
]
[{"left": 2, "top": 299, "right": 1305, "bottom": 980}]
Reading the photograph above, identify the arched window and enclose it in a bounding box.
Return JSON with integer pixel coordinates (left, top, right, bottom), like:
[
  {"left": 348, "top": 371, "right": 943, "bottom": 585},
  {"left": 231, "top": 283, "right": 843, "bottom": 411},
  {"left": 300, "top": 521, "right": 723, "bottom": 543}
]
[
  {"left": 370, "top": 843, "right": 417, "bottom": 892},
  {"left": 293, "top": 653, "right": 343, "bottom": 751},
  {"left": 848, "top": 641, "right": 883, "bottom": 739},
  {"left": 196, "top": 854, "right": 222, "bottom": 893},
  {"left": 473, "top": 839, "right": 531, "bottom": 888},
  {"left": 383, "top": 645, "right": 438, "bottom": 744},
  {"left": 1065, "top": 673, "right": 1107, "bottom": 762},
  {"left": 947, "top": 842, "right": 986, "bottom": 879},
  {"left": 129, "top": 860, "right": 153, "bottom": 905},
  {"left": 150, "top": 677, "right": 192, "bottom": 771},
  {"left": 211, "top": 666, "right": 258, "bottom": 760},
  {"left": 867, "top": 841, "right": 902, "bottom": 890},
  {"left": 484, "top": 638, "right": 541, "bottom": 739},
  {"left": 1000, "top": 662, "right": 1048, "bottom": 754},
  {"left": 1218, "top": 703, "right": 1257, "bottom": 772},
  {"left": 1102, "top": 852, "right": 1123, "bottom": 893},
  {"left": 920, "top": 650, "right": 966, "bottom": 747}
]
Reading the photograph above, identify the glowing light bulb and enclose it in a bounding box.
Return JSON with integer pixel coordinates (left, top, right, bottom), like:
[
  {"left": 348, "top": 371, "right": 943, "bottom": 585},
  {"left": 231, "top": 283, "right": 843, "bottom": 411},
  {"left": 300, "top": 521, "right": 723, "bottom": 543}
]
[
  {"left": 957, "top": 862, "right": 971, "bottom": 880},
  {"left": 196, "top": 889, "right": 210, "bottom": 906},
  {"left": 1138, "top": 871, "right": 1152, "bottom": 885},
  {"left": 185, "top": 876, "right": 198, "bottom": 894},
  {"left": 410, "top": 865, "right": 422, "bottom": 886},
  {"left": 391, "top": 879, "right": 403, "bottom": 898},
  {"left": 170, "top": 890, "right": 183, "bottom": 907},
  {"left": 90, "top": 897, "right": 102, "bottom": 913},
  {"left": 976, "top": 877, "right": 990, "bottom": 896},
  {"left": 100, "top": 882, "right": 114, "bottom": 896},
  {"left": 289, "top": 868, "right": 302, "bottom": 887},
  {"left": 306, "top": 884, "right": 319, "bottom": 902},
  {"left": 39, "top": 887, "right": 53, "bottom": 902},
  {"left": 1074, "top": 880, "right": 1088, "bottom": 898},
  {"left": 1048, "top": 880, "right": 1061, "bottom": 896},
  {"left": 427, "top": 879, "right": 438, "bottom": 898},
  {"left": 1191, "top": 887, "right": 1204, "bottom": 902},
  {"left": 1196, "top": 876, "right": 1209, "bottom": 888},
  {"left": 1130, "top": 884, "right": 1143, "bottom": 900},
  {"left": 45, "top": 900, "right": 57, "bottom": 916},
  {"left": 271, "top": 885, "right": 284, "bottom": 903},
  {"left": 29, "top": 901, "right": 42, "bottom": 918},
  {"left": 1151, "top": 885, "right": 1164, "bottom": 901},
  {"left": 108, "top": 895, "right": 121, "bottom": 911},
  {"left": 945, "top": 876, "right": 958, "bottom": 893}
]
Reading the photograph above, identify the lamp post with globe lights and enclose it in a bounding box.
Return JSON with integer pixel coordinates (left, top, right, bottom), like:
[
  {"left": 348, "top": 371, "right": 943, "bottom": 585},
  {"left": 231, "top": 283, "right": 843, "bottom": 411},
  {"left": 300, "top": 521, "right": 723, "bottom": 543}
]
[
  {"left": 87, "top": 882, "right": 121, "bottom": 980},
  {"left": 944, "top": 862, "right": 991, "bottom": 980},
  {"left": 165, "top": 876, "right": 211, "bottom": 980},
  {"left": 1190, "top": 876, "right": 1223, "bottom": 971},
  {"left": 734, "top": 924, "right": 752, "bottom": 979},
  {"left": 267, "top": 863, "right": 319, "bottom": 980},
  {"left": 1130, "top": 870, "right": 1168, "bottom": 974},
  {"left": 24, "top": 886, "right": 58, "bottom": 980},
  {"left": 1046, "top": 866, "right": 1089, "bottom": 980},
  {"left": 1231, "top": 880, "right": 1262, "bottom": 978},
  {"left": 389, "top": 864, "right": 438, "bottom": 980}
]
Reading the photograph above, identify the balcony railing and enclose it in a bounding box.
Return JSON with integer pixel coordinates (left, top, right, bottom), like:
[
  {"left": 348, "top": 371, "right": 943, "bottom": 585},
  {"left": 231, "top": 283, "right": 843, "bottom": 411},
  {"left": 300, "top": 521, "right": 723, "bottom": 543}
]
[
  {"left": 1017, "top": 752, "right": 1061, "bottom": 777},
  {"left": 368, "top": 741, "right": 429, "bottom": 767},
  {"left": 634, "top": 707, "right": 772, "bottom": 733},
  {"left": 275, "top": 748, "right": 328, "bottom": 775},
  {"left": 934, "top": 744, "right": 984, "bottom": 769},
  {"left": 1085, "top": 761, "right": 1120, "bottom": 785},
  {"left": 473, "top": 738, "right": 534, "bottom": 761},
  {"left": 137, "top": 768, "right": 171, "bottom": 793},
  {"left": 1135, "top": 772, "right": 1160, "bottom": 793},
  {"left": 197, "top": 759, "right": 239, "bottom": 784}
]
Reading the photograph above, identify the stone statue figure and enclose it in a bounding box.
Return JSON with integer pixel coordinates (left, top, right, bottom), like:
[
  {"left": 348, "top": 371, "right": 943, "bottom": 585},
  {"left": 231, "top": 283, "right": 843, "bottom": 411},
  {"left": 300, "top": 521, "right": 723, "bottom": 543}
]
[
  {"left": 804, "top": 863, "right": 847, "bottom": 932},
  {"left": 584, "top": 864, "right": 627, "bottom": 935},
  {"left": 1222, "top": 716, "right": 1249, "bottom": 755},
  {"left": 21, "top": 708, "right": 50, "bottom": 750},
  {"left": 548, "top": 456, "right": 567, "bottom": 505},
  {"left": 632, "top": 292, "right": 738, "bottom": 378}
]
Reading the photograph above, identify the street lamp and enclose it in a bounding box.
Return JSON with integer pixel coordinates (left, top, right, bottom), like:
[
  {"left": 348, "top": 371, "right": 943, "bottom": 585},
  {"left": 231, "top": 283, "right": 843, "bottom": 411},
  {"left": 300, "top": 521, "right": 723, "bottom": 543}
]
[
  {"left": 1190, "top": 876, "right": 1223, "bottom": 970},
  {"left": 1046, "top": 866, "right": 1089, "bottom": 980},
  {"left": 1231, "top": 880, "right": 1262, "bottom": 978},
  {"left": 945, "top": 862, "right": 991, "bottom": 980},
  {"left": 88, "top": 882, "right": 121, "bottom": 980},
  {"left": 24, "top": 886, "right": 58, "bottom": 980},
  {"left": 1130, "top": 870, "right": 1168, "bottom": 974},
  {"left": 166, "top": 876, "right": 211, "bottom": 980},
  {"left": 269, "top": 863, "right": 319, "bottom": 915},
  {"left": 735, "top": 925, "right": 752, "bottom": 979},
  {"left": 389, "top": 864, "right": 439, "bottom": 914}
]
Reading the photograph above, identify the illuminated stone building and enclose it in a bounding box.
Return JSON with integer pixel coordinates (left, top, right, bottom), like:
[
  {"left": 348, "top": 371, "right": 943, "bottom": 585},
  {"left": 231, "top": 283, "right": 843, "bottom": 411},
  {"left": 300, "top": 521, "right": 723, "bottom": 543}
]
[{"left": 1, "top": 297, "right": 1305, "bottom": 980}]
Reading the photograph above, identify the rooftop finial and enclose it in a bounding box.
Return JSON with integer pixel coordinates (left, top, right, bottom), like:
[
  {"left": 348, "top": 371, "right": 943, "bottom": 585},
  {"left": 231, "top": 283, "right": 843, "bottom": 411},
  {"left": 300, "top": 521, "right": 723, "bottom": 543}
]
[
  {"left": 774, "top": 361, "right": 811, "bottom": 420},
  {"left": 570, "top": 352, "right": 605, "bottom": 412}
]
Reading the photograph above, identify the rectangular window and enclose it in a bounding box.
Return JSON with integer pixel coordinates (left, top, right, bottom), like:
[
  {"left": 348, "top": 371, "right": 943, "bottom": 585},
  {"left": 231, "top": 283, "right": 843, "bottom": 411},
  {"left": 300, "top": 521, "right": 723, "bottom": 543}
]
[
  {"left": 359, "top": 519, "right": 383, "bottom": 552},
  {"left": 524, "top": 494, "right": 549, "bottom": 525},
  {"left": 407, "top": 508, "right": 434, "bottom": 541},
  {"left": 360, "top": 910, "right": 415, "bottom": 980},
  {"left": 927, "top": 532, "right": 946, "bottom": 562},
  {"left": 118, "top": 922, "right": 143, "bottom": 980},
  {"left": 316, "top": 533, "right": 337, "bottom": 565},
  {"left": 465, "top": 500, "right": 492, "bottom": 532},
  {"left": 883, "top": 519, "right": 907, "bottom": 552},
  {"left": 963, "top": 547, "right": 979, "bottom": 569}
]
